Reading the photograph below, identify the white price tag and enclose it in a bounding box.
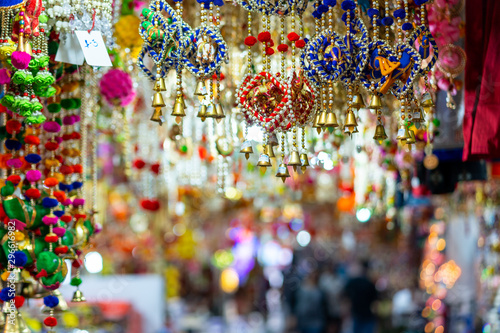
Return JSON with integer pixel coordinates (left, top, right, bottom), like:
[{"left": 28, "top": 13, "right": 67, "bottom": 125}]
[
  {"left": 241, "top": 141, "right": 252, "bottom": 149},
  {"left": 55, "top": 33, "right": 84, "bottom": 65},
  {"left": 258, "top": 154, "right": 270, "bottom": 163},
  {"left": 278, "top": 166, "right": 287, "bottom": 174},
  {"left": 75, "top": 31, "right": 112, "bottom": 67},
  {"left": 397, "top": 128, "right": 405, "bottom": 138}
]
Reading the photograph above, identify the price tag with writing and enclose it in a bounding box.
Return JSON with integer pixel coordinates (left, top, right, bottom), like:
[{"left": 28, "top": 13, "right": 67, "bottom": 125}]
[
  {"left": 75, "top": 31, "right": 112, "bottom": 67},
  {"left": 55, "top": 33, "right": 84, "bottom": 65}
]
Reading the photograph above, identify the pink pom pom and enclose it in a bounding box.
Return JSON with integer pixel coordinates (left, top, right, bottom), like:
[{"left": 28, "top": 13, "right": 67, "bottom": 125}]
[
  {"left": 54, "top": 136, "right": 63, "bottom": 144},
  {"left": 43, "top": 121, "right": 61, "bottom": 133},
  {"left": 73, "top": 198, "right": 85, "bottom": 206},
  {"left": 25, "top": 169, "right": 41, "bottom": 183},
  {"left": 72, "top": 115, "right": 81, "bottom": 122},
  {"left": 63, "top": 116, "right": 75, "bottom": 125},
  {"left": 42, "top": 216, "right": 59, "bottom": 225},
  {"left": 6, "top": 158, "right": 22, "bottom": 168},
  {"left": 11, "top": 51, "right": 31, "bottom": 70},
  {"left": 99, "top": 69, "right": 136, "bottom": 107},
  {"left": 62, "top": 198, "right": 72, "bottom": 206},
  {"left": 0, "top": 69, "right": 11, "bottom": 85},
  {"left": 53, "top": 227, "right": 66, "bottom": 237}
]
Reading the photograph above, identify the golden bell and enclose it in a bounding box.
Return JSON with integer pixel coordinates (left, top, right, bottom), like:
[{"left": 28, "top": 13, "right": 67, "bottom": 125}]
[
  {"left": 257, "top": 153, "right": 272, "bottom": 173},
  {"left": 275, "top": 163, "right": 290, "bottom": 183},
  {"left": 197, "top": 104, "right": 208, "bottom": 121},
  {"left": 171, "top": 96, "right": 186, "bottom": 117},
  {"left": 288, "top": 150, "right": 301, "bottom": 172},
  {"left": 16, "top": 35, "right": 24, "bottom": 52},
  {"left": 351, "top": 93, "right": 366, "bottom": 110},
  {"left": 368, "top": 94, "right": 382, "bottom": 110},
  {"left": 265, "top": 144, "right": 275, "bottom": 158},
  {"left": 214, "top": 103, "right": 225, "bottom": 122},
  {"left": 406, "top": 129, "right": 416, "bottom": 144},
  {"left": 71, "top": 289, "right": 86, "bottom": 303},
  {"left": 344, "top": 111, "right": 358, "bottom": 133},
  {"left": 205, "top": 103, "right": 217, "bottom": 118},
  {"left": 396, "top": 125, "right": 410, "bottom": 141},
  {"left": 154, "top": 78, "right": 167, "bottom": 92},
  {"left": 312, "top": 113, "right": 322, "bottom": 134},
  {"left": 42, "top": 290, "right": 69, "bottom": 313},
  {"left": 352, "top": 126, "right": 359, "bottom": 134},
  {"left": 194, "top": 80, "right": 207, "bottom": 96},
  {"left": 150, "top": 108, "right": 164, "bottom": 125},
  {"left": 422, "top": 106, "right": 433, "bottom": 114},
  {"left": 300, "top": 153, "right": 310, "bottom": 172},
  {"left": 421, "top": 92, "right": 435, "bottom": 107},
  {"left": 373, "top": 124, "right": 388, "bottom": 141},
  {"left": 324, "top": 112, "right": 339, "bottom": 128},
  {"left": 3, "top": 310, "right": 31, "bottom": 333},
  {"left": 24, "top": 41, "right": 32, "bottom": 56},
  {"left": 240, "top": 141, "right": 253, "bottom": 160},
  {"left": 318, "top": 111, "right": 327, "bottom": 126},
  {"left": 152, "top": 92, "right": 166, "bottom": 108},
  {"left": 269, "top": 133, "right": 279, "bottom": 147}
]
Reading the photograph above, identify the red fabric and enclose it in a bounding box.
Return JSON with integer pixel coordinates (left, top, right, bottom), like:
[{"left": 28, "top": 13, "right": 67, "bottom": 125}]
[{"left": 463, "top": 0, "right": 500, "bottom": 160}]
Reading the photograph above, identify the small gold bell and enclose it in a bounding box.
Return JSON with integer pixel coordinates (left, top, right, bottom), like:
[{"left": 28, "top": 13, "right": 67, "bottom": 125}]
[
  {"left": 257, "top": 153, "right": 272, "bottom": 172},
  {"left": 269, "top": 133, "right": 279, "bottom": 147},
  {"left": 265, "top": 144, "right": 275, "bottom": 158},
  {"left": 154, "top": 78, "right": 167, "bottom": 92},
  {"left": 71, "top": 289, "right": 86, "bottom": 303},
  {"left": 421, "top": 92, "right": 435, "bottom": 107},
  {"left": 373, "top": 124, "right": 388, "bottom": 141},
  {"left": 152, "top": 92, "right": 166, "bottom": 108},
  {"left": 205, "top": 103, "right": 217, "bottom": 118},
  {"left": 396, "top": 125, "right": 410, "bottom": 141},
  {"left": 351, "top": 93, "right": 366, "bottom": 110},
  {"left": 344, "top": 111, "right": 358, "bottom": 133},
  {"left": 324, "top": 112, "right": 339, "bottom": 128},
  {"left": 288, "top": 150, "right": 301, "bottom": 172},
  {"left": 422, "top": 106, "right": 433, "bottom": 114},
  {"left": 300, "top": 153, "right": 310, "bottom": 172},
  {"left": 197, "top": 104, "right": 208, "bottom": 121},
  {"left": 16, "top": 34, "right": 24, "bottom": 52},
  {"left": 214, "top": 103, "right": 225, "bottom": 122},
  {"left": 150, "top": 108, "right": 164, "bottom": 125},
  {"left": 240, "top": 141, "right": 253, "bottom": 160},
  {"left": 352, "top": 126, "right": 359, "bottom": 134},
  {"left": 368, "top": 94, "right": 382, "bottom": 110},
  {"left": 171, "top": 96, "right": 186, "bottom": 118},
  {"left": 3, "top": 310, "right": 30, "bottom": 333},
  {"left": 275, "top": 163, "right": 290, "bottom": 183},
  {"left": 312, "top": 113, "right": 322, "bottom": 134},
  {"left": 194, "top": 79, "right": 207, "bottom": 96},
  {"left": 318, "top": 111, "right": 327, "bottom": 126},
  {"left": 406, "top": 129, "right": 416, "bottom": 144}
]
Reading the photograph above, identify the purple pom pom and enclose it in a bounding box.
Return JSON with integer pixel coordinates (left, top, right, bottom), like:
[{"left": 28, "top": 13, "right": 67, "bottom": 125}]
[
  {"left": 11, "top": 51, "right": 31, "bottom": 70},
  {"left": 63, "top": 116, "right": 75, "bottom": 125},
  {"left": 42, "top": 215, "right": 59, "bottom": 225},
  {"left": 42, "top": 121, "right": 61, "bottom": 133},
  {"left": 53, "top": 227, "right": 66, "bottom": 237},
  {"left": 0, "top": 69, "right": 11, "bottom": 85}
]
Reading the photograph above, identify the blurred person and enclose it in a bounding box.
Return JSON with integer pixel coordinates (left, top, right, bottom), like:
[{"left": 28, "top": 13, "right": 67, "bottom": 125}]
[
  {"left": 294, "top": 271, "right": 328, "bottom": 333},
  {"left": 319, "top": 265, "right": 344, "bottom": 333},
  {"left": 343, "top": 261, "right": 378, "bottom": 333}
]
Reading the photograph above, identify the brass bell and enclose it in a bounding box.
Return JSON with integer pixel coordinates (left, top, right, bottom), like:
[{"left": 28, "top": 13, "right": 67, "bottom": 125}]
[
  {"left": 422, "top": 106, "right": 433, "bottom": 114},
  {"left": 406, "top": 129, "right": 416, "bottom": 144},
  {"left": 275, "top": 163, "right": 290, "bottom": 183},
  {"left": 288, "top": 150, "right": 301, "bottom": 172},
  {"left": 265, "top": 144, "right": 275, "bottom": 158},
  {"left": 152, "top": 92, "right": 166, "bottom": 108},
  {"left": 318, "top": 111, "right": 327, "bottom": 126},
  {"left": 240, "top": 141, "right": 253, "bottom": 160},
  {"left": 324, "top": 112, "right": 339, "bottom": 128},
  {"left": 257, "top": 153, "right": 272, "bottom": 172},
  {"left": 71, "top": 289, "right": 86, "bottom": 303},
  {"left": 205, "top": 103, "right": 217, "bottom": 118},
  {"left": 194, "top": 79, "right": 207, "bottom": 96},
  {"left": 150, "top": 108, "right": 164, "bottom": 125},
  {"left": 396, "top": 125, "right": 410, "bottom": 141},
  {"left": 344, "top": 111, "right": 358, "bottom": 133},
  {"left": 312, "top": 113, "right": 322, "bottom": 134},
  {"left": 421, "top": 92, "right": 434, "bottom": 107},
  {"left": 368, "top": 94, "right": 382, "bottom": 110},
  {"left": 269, "top": 133, "right": 279, "bottom": 147},
  {"left": 42, "top": 290, "right": 69, "bottom": 313},
  {"left": 373, "top": 124, "right": 388, "bottom": 141},
  {"left": 154, "top": 77, "right": 167, "bottom": 92},
  {"left": 171, "top": 96, "right": 186, "bottom": 118},
  {"left": 352, "top": 126, "right": 359, "bottom": 134},
  {"left": 24, "top": 41, "right": 32, "bottom": 56},
  {"left": 3, "top": 310, "right": 30, "bottom": 333},
  {"left": 214, "top": 103, "right": 225, "bottom": 123},
  {"left": 351, "top": 93, "right": 366, "bottom": 110},
  {"left": 16, "top": 35, "right": 24, "bottom": 52},
  {"left": 197, "top": 104, "right": 208, "bottom": 121},
  {"left": 300, "top": 153, "right": 310, "bottom": 172}
]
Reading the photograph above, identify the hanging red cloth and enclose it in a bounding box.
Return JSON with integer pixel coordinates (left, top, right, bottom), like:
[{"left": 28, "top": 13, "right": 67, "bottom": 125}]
[{"left": 463, "top": 0, "right": 500, "bottom": 160}]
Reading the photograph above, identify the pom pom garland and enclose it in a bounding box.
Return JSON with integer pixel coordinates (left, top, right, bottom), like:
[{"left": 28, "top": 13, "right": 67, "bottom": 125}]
[
  {"left": 287, "top": 32, "right": 300, "bottom": 42},
  {"left": 295, "top": 40, "right": 306, "bottom": 48},
  {"left": 257, "top": 31, "right": 271, "bottom": 43},
  {"left": 277, "top": 44, "right": 289, "bottom": 52},
  {"left": 244, "top": 36, "right": 257, "bottom": 46}
]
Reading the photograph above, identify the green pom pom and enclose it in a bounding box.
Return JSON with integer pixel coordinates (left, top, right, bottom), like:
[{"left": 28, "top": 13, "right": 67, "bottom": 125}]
[
  {"left": 18, "top": 99, "right": 32, "bottom": 116},
  {"left": 60, "top": 98, "right": 74, "bottom": 109},
  {"left": 1, "top": 181, "right": 15, "bottom": 196},
  {"left": 36, "top": 251, "right": 61, "bottom": 274},
  {"left": 47, "top": 41, "right": 59, "bottom": 56},
  {"left": 70, "top": 277, "right": 82, "bottom": 287},
  {"left": 54, "top": 117, "right": 62, "bottom": 126},
  {"left": 38, "top": 56, "right": 50, "bottom": 68},
  {"left": 31, "top": 101, "right": 43, "bottom": 113},
  {"left": 72, "top": 98, "right": 82, "bottom": 109},
  {"left": 42, "top": 87, "right": 57, "bottom": 98},
  {"left": 47, "top": 103, "right": 61, "bottom": 113},
  {"left": 0, "top": 95, "right": 14, "bottom": 108},
  {"left": 432, "top": 118, "right": 441, "bottom": 127},
  {"left": 180, "top": 145, "right": 188, "bottom": 153},
  {"left": 39, "top": 14, "right": 48, "bottom": 23}
]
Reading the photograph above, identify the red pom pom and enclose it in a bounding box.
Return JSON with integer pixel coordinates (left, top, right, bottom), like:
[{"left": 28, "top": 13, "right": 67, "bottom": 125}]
[
  {"left": 6, "top": 120, "right": 21, "bottom": 134},
  {"left": 150, "top": 163, "right": 160, "bottom": 175},
  {"left": 62, "top": 134, "right": 72, "bottom": 141},
  {"left": 267, "top": 39, "right": 275, "bottom": 47},
  {"left": 44, "top": 234, "right": 58, "bottom": 243},
  {"left": 211, "top": 72, "right": 226, "bottom": 80},
  {"left": 244, "top": 36, "right": 257, "bottom": 46},
  {"left": 53, "top": 191, "right": 67, "bottom": 203},
  {"left": 59, "top": 165, "right": 73, "bottom": 175},
  {"left": 55, "top": 155, "right": 63, "bottom": 163},
  {"left": 149, "top": 200, "right": 160, "bottom": 211},
  {"left": 54, "top": 245, "right": 68, "bottom": 255},
  {"left": 74, "top": 213, "right": 86, "bottom": 220},
  {"left": 287, "top": 32, "right": 300, "bottom": 42},
  {"left": 133, "top": 159, "right": 146, "bottom": 170},
  {"left": 71, "top": 132, "right": 81, "bottom": 140},
  {"left": 265, "top": 47, "right": 275, "bottom": 55},
  {"left": 44, "top": 142, "right": 59, "bottom": 151},
  {"left": 6, "top": 175, "right": 21, "bottom": 186},
  {"left": 25, "top": 188, "right": 41, "bottom": 199},
  {"left": 44, "top": 316, "right": 57, "bottom": 327},
  {"left": 24, "top": 135, "right": 40, "bottom": 145},
  {"left": 257, "top": 31, "right": 271, "bottom": 43},
  {"left": 73, "top": 164, "right": 83, "bottom": 173},
  {"left": 60, "top": 214, "right": 72, "bottom": 223},
  {"left": 14, "top": 296, "right": 24, "bottom": 308},
  {"left": 295, "top": 39, "right": 306, "bottom": 48},
  {"left": 72, "top": 259, "right": 83, "bottom": 268},
  {"left": 277, "top": 44, "right": 289, "bottom": 52}
]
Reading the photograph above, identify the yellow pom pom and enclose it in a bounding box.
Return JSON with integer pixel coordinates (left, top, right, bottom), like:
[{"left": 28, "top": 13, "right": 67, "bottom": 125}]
[
  {"left": 1, "top": 271, "right": 10, "bottom": 281},
  {"left": 14, "top": 231, "right": 24, "bottom": 241},
  {"left": 114, "top": 15, "right": 142, "bottom": 50}
]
